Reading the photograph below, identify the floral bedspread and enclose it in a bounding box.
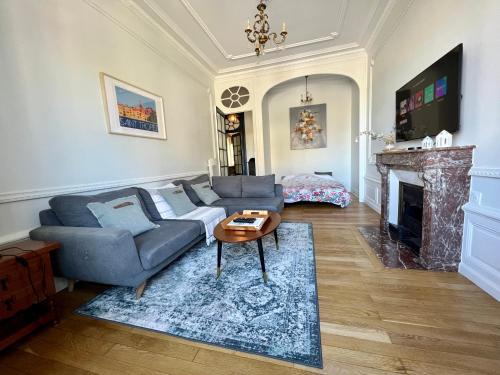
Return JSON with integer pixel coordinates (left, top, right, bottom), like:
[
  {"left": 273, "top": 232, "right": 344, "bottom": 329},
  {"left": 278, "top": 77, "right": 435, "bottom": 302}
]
[{"left": 282, "top": 174, "right": 352, "bottom": 208}]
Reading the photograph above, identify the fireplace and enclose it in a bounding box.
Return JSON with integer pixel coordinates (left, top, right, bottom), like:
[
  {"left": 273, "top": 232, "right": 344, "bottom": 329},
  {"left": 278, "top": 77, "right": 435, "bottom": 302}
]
[
  {"left": 373, "top": 146, "right": 474, "bottom": 271},
  {"left": 389, "top": 182, "right": 423, "bottom": 253}
]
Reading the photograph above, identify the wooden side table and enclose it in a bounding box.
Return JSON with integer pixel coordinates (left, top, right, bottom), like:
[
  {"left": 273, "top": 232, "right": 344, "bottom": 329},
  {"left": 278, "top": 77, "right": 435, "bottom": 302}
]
[{"left": 0, "top": 240, "right": 60, "bottom": 351}]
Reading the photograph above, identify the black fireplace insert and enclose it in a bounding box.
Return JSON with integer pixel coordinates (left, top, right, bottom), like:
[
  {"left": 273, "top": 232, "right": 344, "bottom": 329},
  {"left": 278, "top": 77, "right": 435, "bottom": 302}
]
[{"left": 389, "top": 182, "right": 423, "bottom": 253}]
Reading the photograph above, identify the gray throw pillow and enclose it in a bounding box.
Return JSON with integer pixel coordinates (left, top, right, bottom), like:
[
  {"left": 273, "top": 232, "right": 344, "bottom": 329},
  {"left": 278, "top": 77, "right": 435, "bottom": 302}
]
[
  {"left": 49, "top": 187, "right": 153, "bottom": 227},
  {"left": 172, "top": 174, "right": 210, "bottom": 205},
  {"left": 191, "top": 182, "right": 221, "bottom": 205},
  {"left": 242, "top": 175, "right": 275, "bottom": 198},
  {"left": 87, "top": 195, "right": 158, "bottom": 236},
  {"left": 212, "top": 176, "right": 242, "bottom": 198},
  {"left": 158, "top": 185, "right": 197, "bottom": 216}
]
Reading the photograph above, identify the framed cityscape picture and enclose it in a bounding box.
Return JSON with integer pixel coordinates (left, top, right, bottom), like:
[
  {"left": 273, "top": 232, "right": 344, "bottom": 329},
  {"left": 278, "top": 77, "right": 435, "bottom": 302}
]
[
  {"left": 289, "top": 103, "right": 327, "bottom": 150},
  {"left": 100, "top": 73, "right": 166, "bottom": 139}
]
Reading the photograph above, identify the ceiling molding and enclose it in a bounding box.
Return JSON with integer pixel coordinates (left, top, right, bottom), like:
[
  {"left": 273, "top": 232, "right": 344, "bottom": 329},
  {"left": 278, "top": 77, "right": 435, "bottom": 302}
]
[
  {"left": 88, "top": 0, "right": 406, "bottom": 77},
  {"left": 217, "top": 44, "right": 364, "bottom": 77},
  {"left": 366, "top": 0, "right": 415, "bottom": 58},
  {"left": 228, "top": 33, "right": 340, "bottom": 60},
  {"left": 126, "top": 0, "right": 218, "bottom": 73},
  {"left": 178, "top": 0, "right": 231, "bottom": 58},
  {"left": 178, "top": 0, "right": 347, "bottom": 60},
  {"left": 83, "top": 0, "right": 215, "bottom": 81},
  {"left": 358, "top": 0, "right": 385, "bottom": 47}
]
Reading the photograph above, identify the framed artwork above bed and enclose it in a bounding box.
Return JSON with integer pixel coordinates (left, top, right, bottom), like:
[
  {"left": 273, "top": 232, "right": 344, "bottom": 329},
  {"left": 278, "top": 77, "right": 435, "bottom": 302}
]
[{"left": 289, "top": 103, "right": 326, "bottom": 150}]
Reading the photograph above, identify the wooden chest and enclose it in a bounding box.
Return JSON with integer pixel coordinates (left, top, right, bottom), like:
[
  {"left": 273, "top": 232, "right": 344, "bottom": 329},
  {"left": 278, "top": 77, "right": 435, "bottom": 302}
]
[{"left": 0, "top": 240, "right": 59, "bottom": 350}]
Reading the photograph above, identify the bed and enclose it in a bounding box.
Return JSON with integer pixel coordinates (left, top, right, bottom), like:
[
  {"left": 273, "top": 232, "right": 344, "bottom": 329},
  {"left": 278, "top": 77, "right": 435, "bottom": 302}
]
[{"left": 281, "top": 173, "right": 352, "bottom": 208}]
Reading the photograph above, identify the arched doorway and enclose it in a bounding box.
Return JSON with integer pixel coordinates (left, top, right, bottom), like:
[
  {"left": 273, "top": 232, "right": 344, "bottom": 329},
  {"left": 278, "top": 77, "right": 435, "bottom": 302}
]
[{"left": 260, "top": 74, "right": 362, "bottom": 196}]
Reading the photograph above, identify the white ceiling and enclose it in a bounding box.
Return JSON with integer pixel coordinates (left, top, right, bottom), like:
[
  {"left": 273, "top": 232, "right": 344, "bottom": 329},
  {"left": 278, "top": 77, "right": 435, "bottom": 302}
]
[{"left": 130, "top": 0, "right": 408, "bottom": 74}]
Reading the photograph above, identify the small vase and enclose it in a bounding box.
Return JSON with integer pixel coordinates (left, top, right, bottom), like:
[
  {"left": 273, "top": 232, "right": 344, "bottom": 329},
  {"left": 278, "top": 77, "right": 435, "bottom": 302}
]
[{"left": 383, "top": 143, "right": 395, "bottom": 152}]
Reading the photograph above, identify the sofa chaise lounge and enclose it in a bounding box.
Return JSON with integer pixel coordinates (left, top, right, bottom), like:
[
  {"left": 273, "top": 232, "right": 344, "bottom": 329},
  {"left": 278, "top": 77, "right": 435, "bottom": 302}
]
[{"left": 30, "top": 175, "right": 283, "bottom": 298}]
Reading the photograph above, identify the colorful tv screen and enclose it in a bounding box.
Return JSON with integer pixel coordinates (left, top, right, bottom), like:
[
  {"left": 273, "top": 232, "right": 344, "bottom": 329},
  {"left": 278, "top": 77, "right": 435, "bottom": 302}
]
[{"left": 395, "top": 44, "right": 462, "bottom": 142}]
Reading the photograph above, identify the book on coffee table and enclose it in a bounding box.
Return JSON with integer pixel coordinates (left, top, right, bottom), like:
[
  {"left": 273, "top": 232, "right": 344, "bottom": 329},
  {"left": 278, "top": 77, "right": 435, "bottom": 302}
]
[{"left": 221, "top": 211, "right": 270, "bottom": 231}]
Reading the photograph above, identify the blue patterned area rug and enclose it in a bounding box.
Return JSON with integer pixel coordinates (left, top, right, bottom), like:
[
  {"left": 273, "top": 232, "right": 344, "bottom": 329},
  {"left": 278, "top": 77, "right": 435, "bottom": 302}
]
[{"left": 76, "top": 222, "right": 322, "bottom": 368}]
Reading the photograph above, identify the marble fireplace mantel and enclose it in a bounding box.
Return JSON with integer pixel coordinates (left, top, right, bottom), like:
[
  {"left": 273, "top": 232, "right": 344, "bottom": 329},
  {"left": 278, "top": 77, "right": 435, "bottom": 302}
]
[{"left": 376, "top": 146, "right": 474, "bottom": 271}]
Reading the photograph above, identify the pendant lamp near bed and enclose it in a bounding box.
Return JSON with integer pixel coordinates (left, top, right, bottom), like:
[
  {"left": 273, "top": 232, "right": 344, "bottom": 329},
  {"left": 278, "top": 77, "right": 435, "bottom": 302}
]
[{"left": 300, "top": 76, "right": 313, "bottom": 105}]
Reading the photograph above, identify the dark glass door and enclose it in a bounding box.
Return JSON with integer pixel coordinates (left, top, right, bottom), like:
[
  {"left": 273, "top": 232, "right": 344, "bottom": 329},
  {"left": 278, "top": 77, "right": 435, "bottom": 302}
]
[{"left": 216, "top": 108, "right": 228, "bottom": 176}]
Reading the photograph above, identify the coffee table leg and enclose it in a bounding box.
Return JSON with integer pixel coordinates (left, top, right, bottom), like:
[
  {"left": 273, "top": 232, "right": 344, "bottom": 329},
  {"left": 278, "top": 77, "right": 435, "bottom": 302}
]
[
  {"left": 274, "top": 229, "right": 279, "bottom": 250},
  {"left": 216, "top": 241, "right": 222, "bottom": 278},
  {"left": 257, "top": 239, "right": 268, "bottom": 283}
]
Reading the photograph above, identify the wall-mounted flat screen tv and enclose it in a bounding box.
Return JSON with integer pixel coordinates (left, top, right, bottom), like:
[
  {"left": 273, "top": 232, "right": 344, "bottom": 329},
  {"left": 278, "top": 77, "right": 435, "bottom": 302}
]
[{"left": 395, "top": 44, "right": 462, "bottom": 142}]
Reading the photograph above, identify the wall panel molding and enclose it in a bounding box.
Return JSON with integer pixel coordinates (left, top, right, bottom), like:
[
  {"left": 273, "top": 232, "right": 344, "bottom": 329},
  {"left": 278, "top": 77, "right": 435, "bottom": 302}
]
[
  {"left": 460, "top": 202, "right": 500, "bottom": 301},
  {"left": 0, "top": 170, "right": 206, "bottom": 204},
  {"left": 364, "top": 175, "right": 381, "bottom": 213},
  {"left": 469, "top": 167, "right": 500, "bottom": 179}
]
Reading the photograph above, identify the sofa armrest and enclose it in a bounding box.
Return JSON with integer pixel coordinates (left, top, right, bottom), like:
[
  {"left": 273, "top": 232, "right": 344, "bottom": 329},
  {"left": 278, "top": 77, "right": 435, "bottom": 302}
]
[
  {"left": 29, "top": 226, "right": 144, "bottom": 286},
  {"left": 274, "top": 184, "right": 284, "bottom": 198}
]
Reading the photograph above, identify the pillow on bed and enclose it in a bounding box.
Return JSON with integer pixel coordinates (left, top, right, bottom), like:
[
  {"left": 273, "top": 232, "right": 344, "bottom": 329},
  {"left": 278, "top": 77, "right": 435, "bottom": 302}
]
[{"left": 314, "top": 171, "right": 333, "bottom": 176}]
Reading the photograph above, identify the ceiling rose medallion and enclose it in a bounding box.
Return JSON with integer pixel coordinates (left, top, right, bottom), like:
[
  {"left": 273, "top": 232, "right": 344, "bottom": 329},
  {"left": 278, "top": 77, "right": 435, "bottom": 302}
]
[{"left": 244, "top": 0, "right": 288, "bottom": 56}]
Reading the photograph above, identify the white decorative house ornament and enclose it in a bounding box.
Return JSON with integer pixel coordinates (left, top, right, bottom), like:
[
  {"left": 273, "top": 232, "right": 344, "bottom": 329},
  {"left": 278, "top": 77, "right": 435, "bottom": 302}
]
[
  {"left": 422, "top": 136, "right": 434, "bottom": 149},
  {"left": 435, "top": 130, "right": 453, "bottom": 148}
]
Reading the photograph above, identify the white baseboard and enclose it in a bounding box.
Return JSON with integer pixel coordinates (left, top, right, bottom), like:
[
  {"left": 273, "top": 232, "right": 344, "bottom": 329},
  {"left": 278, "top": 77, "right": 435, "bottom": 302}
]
[
  {"left": 459, "top": 202, "right": 500, "bottom": 301},
  {"left": 459, "top": 262, "right": 500, "bottom": 301},
  {"left": 364, "top": 198, "right": 381, "bottom": 214}
]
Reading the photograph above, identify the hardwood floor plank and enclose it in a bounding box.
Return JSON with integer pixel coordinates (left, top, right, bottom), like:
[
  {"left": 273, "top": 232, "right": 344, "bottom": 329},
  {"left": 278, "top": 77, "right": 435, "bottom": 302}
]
[
  {"left": 193, "top": 348, "right": 307, "bottom": 375},
  {"left": 1, "top": 200, "right": 499, "bottom": 375},
  {"left": 19, "top": 337, "right": 166, "bottom": 375},
  {"left": 105, "top": 343, "right": 238, "bottom": 375},
  {"left": 0, "top": 349, "right": 95, "bottom": 375},
  {"left": 56, "top": 317, "right": 199, "bottom": 361},
  {"left": 321, "top": 346, "right": 406, "bottom": 373},
  {"left": 321, "top": 322, "right": 391, "bottom": 343},
  {"left": 322, "top": 334, "right": 500, "bottom": 374}
]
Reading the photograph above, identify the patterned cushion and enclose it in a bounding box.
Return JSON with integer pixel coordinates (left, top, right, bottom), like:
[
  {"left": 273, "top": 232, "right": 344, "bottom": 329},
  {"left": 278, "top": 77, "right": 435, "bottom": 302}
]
[{"left": 87, "top": 195, "right": 158, "bottom": 236}]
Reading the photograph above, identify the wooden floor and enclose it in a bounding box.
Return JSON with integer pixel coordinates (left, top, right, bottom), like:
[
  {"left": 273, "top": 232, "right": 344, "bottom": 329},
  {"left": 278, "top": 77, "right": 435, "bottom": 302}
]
[{"left": 1, "top": 200, "right": 499, "bottom": 374}]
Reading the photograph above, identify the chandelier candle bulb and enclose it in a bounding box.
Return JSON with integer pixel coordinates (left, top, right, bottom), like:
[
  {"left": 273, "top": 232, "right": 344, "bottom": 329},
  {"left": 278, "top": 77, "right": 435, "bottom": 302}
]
[{"left": 244, "top": 0, "right": 288, "bottom": 56}]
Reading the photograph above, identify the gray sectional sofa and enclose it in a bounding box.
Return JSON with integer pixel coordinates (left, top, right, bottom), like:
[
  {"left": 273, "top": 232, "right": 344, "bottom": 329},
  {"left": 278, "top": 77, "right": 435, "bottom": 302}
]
[{"left": 29, "top": 174, "right": 283, "bottom": 298}]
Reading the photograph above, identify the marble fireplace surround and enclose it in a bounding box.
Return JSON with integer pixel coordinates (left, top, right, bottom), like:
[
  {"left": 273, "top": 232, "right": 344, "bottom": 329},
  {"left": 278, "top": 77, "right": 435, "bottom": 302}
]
[{"left": 376, "top": 146, "right": 474, "bottom": 271}]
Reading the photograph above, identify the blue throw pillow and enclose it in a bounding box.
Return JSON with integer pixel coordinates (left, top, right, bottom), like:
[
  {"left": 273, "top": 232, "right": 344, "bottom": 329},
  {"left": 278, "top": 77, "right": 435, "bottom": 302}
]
[
  {"left": 191, "top": 181, "right": 221, "bottom": 205},
  {"left": 158, "top": 185, "right": 198, "bottom": 216},
  {"left": 87, "top": 195, "right": 158, "bottom": 236}
]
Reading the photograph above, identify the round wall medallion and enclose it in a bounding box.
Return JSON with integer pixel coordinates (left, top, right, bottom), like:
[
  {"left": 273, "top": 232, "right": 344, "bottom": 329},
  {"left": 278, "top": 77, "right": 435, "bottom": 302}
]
[{"left": 221, "top": 86, "right": 250, "bottom": 108}]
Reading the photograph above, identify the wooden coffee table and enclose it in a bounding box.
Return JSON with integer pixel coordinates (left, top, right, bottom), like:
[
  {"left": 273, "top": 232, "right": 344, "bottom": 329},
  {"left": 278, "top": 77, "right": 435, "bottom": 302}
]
[{"left": 213, "top": 212, "right": 281, "bottom": 283}]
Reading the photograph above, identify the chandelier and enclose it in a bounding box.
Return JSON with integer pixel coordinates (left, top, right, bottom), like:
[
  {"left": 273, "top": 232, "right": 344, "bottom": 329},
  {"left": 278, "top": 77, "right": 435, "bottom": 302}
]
[
  {"left": 300, "top": 75, "right": 313, "bottom": 105},
  {"left": 225, "top": 113, "right": 240, "bottom": 132},
  {"left": 244, "top": 0, "right": 288, "bottom": 57}
]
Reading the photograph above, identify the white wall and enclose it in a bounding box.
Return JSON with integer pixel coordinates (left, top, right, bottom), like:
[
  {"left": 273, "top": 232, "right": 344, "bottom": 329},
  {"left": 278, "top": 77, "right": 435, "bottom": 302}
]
[
  {"left": 262, "top": 76, "right": 357, "bottom": 189},
  {"left": 350, "top": 87, "right": 360, "bottom": 196},
  {"left": 214, "top": 51, "right": 370, "bottom": 201},
  {"left": 243, "top": 111, "right": 255, "bottom": 161},
  {"left": 0, "top": 0, "right": 214, "bottom": 244},
  {"left": 366, "top": 0, "right": 500, "bottom": 300}
]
